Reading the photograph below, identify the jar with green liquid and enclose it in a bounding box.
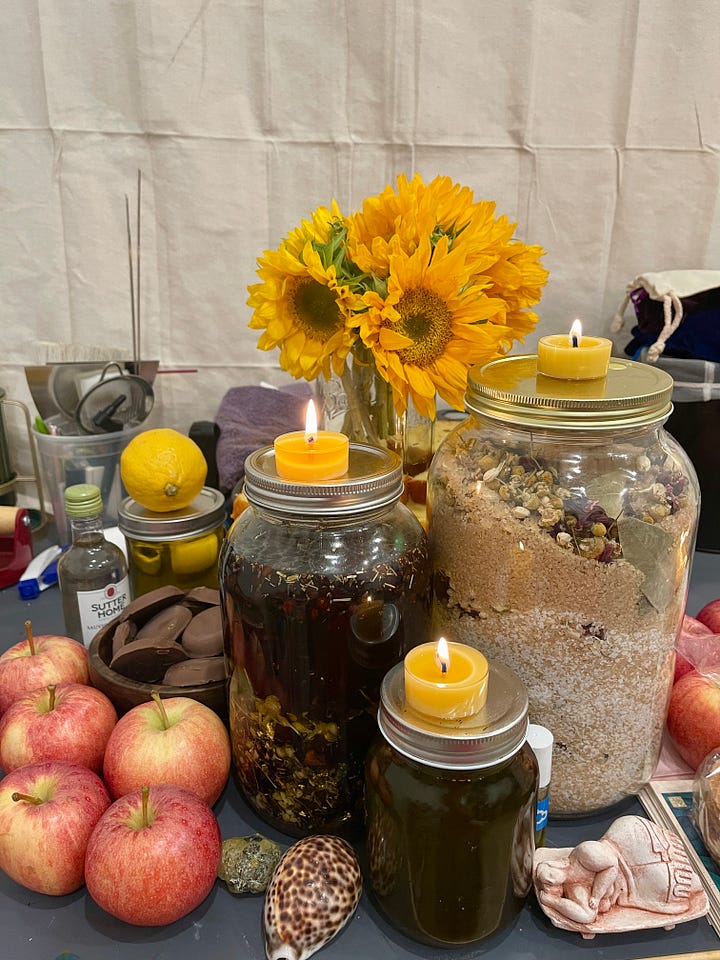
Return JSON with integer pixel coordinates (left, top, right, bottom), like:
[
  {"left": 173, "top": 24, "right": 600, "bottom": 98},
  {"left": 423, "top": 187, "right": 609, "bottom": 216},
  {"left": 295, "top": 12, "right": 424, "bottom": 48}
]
[
  {"left": 118, "top": 487, "right": 225, "bottom": 597},
  {"left": 365, "top": 658, "right": 537, "bottom": 947}
]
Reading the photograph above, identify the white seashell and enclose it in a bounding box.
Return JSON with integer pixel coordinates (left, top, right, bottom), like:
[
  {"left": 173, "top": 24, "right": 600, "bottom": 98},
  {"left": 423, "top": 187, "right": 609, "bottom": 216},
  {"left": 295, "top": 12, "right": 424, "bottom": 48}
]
[
  {"left": 513, "top": 506, "right": 530, "bottom": 519},
  {"left": 263, "top": 835, "right": 362, "bottom": 960}
]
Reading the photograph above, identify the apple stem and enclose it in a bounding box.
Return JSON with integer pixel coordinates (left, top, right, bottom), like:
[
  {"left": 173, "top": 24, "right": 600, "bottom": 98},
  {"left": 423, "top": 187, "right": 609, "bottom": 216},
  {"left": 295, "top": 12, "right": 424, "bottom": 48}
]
[
  {"left": 11, "top": 792, "right": 43, "bottom": 805},
  {"left": 151, "top": 692, "right": 170, "bottom": 730},
  {"left": 47, "top": 684, "right": 56, "bottom": 711},
  {"left": 142, "top": 785, "right": 150, "bottom": 827},
  {"left": 24, "top": 620, "right": 36, "bottom": 656}
]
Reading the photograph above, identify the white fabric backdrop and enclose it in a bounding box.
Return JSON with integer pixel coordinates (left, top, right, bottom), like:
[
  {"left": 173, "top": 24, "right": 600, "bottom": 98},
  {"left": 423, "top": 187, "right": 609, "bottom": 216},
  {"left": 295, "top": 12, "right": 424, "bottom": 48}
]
[{"left": 2, "top": 0, "right": 720, "bottom": 502}]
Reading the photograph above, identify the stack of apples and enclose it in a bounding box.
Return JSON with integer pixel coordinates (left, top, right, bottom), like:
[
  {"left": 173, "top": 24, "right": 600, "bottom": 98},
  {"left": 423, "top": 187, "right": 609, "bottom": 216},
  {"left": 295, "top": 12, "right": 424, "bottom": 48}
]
[
  {"left": 0, "top": 621, "right": 231, "bottom": 926},
  {"left": 666, "top": 598, "right": 720, "bottom": 771}
]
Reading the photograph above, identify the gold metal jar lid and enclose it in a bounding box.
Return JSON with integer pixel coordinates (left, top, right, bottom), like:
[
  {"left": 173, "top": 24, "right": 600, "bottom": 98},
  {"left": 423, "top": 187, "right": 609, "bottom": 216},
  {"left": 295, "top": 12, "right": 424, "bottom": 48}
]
[{"left": 466, "top": 355, "right": 674, "bottom": 430}]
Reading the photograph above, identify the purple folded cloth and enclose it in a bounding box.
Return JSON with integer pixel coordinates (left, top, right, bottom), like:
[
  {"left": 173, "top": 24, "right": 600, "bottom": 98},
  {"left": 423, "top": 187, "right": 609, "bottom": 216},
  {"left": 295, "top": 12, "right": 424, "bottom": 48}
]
[{"left": 215, "top": 384, "right": 312, "bottom": 492}]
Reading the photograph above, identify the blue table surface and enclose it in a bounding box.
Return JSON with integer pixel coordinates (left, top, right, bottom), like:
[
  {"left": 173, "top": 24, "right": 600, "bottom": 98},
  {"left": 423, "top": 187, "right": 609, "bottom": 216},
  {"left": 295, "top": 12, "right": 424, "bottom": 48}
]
[{"left": 0, "top": 544, "right": 718, "bottom": 960}]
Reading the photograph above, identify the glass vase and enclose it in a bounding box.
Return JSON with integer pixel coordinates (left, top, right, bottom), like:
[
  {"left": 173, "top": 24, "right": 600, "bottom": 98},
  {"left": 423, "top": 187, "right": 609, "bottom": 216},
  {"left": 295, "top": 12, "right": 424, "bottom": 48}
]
[{"left": 318, "top": 353, "right": 434, "bottom": 477}]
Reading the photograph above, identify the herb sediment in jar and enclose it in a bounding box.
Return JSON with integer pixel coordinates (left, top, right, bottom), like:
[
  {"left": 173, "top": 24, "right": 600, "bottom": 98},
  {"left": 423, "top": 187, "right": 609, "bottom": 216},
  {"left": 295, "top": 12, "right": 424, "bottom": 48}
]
[
  {"left": 221, "top": 509, "right": 431, "bottom": 837},
  {"left": 429, "top": 424, "right": 697, "bottom": 815}
]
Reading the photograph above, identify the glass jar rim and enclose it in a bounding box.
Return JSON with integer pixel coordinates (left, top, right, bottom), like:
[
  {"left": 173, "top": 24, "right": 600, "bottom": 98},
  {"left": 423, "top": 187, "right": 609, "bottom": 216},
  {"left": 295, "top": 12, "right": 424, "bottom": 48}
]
[{"left": 118, "top": 486, "right": 225, "bottom": 540}]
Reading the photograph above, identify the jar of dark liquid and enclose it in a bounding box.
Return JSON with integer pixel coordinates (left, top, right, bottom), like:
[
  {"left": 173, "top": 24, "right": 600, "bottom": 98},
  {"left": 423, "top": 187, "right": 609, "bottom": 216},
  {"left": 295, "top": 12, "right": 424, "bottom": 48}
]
[
  {"left": 365, "top": 659, "right": 537, "bottom": 947},
  {"left": 220, "top": 443, "right": 431, "bottom": 838}
]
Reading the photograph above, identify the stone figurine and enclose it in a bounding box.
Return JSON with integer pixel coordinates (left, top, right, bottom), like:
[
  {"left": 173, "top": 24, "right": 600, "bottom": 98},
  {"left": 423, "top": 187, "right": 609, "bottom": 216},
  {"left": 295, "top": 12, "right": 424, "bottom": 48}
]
[{"left": 533, "top": 815, "right": 708, "bottom": 938}]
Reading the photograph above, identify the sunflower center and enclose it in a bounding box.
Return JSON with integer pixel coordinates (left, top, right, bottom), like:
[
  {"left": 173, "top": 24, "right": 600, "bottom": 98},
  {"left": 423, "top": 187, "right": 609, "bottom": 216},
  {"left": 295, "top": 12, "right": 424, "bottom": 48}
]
[
  {"left": 290, "top": 278, "right": 343, "bottom": 343},
  {"left": 393, "top": 288, "right": 453, "bottom": 367}
]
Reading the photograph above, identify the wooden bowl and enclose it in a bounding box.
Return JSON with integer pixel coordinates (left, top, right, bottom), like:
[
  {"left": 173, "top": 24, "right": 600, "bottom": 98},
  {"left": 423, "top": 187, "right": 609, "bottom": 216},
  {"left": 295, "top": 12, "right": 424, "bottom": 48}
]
[{"left": 87, "top": 594, "right": 228, "bottom": 721}]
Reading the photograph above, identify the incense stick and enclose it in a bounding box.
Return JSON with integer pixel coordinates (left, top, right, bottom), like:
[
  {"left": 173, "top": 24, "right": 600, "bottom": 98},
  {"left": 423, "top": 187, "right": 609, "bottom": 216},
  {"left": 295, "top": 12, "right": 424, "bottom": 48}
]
[
  {"left": 136, "top": 169, "right": 142, "bottom": 373},
  {"left": 125, "top": 194, "right": 137, "bottom": 368}
]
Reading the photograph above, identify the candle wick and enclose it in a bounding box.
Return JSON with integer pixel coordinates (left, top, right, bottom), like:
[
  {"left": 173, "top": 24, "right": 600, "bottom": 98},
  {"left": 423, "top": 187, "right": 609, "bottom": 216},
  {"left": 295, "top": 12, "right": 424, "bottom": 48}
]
[
  {"left": 440, "top": 661, "right": 448, "bottom": 674},
  {"left": 306, "top": 435, "right": 316, "bottom": 445},
  {"left": 571, "top": 335, "right": 578, "bottom": 348}
]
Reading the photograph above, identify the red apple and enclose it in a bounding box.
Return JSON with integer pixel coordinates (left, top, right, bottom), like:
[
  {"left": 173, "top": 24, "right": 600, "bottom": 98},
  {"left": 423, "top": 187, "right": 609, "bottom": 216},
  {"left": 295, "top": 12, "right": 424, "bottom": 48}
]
[
  {"left": 667, "top": 669, "right": 720, "bottom": 770},
  {"left": 0, "top": 682, "right": 117, "bottom": 774},
  {"left": 0, "top": 620, "right": 89, "bottom": 717},
  {"left": 674, "top": 615, "right": 716, "bottom": 683},
  {"left": 697, "top": 598, "right": 720, "bottom": 635},
  {"left": 0, "top": 761, "right": 110, "bottom": 895},
  {"left": 102, "top": 694, "right": 230, "bottom": 806},
  {"left": 85, "top": 784, "right": 222, "bottom": 925}
]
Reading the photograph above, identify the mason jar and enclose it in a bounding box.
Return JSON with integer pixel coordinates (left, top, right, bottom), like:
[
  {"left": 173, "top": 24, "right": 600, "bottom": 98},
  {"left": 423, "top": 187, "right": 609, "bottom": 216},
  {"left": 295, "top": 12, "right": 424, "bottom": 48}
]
[
  {"left": 428, "top": 355, "right": 700, "bottom": 815},
  {"left": 118, "top": 487, "right": 226, "bottom": 597},
  {"left": 220, "top": 444, "right": 432, "bottom": 838},
  {"left": 365, "top": 658, "right": 537, "bottom": 946}
]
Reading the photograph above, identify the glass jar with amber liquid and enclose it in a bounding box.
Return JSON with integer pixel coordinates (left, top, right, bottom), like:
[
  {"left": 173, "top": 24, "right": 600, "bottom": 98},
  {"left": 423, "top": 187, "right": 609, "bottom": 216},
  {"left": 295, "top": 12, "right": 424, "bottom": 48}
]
[
  {"left": 220, "top": 444, "right": 432, "bottom": 838},
  {"left": 365, "top": 657, "right": 537, "bottom": 946}
]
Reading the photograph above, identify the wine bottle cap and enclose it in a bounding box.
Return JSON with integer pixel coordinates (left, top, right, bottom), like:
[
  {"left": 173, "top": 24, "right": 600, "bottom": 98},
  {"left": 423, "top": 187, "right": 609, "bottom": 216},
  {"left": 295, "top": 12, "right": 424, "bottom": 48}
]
[{"left": 64, "top": 483, "right": 103, "bottom": 517}]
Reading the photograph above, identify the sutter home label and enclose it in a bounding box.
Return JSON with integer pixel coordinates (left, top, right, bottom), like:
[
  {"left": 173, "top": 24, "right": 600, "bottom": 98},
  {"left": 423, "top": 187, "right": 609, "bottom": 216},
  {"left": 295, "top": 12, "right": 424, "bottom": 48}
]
[{"left": 77, "top": 577, "right": 130, "bottom": 647}]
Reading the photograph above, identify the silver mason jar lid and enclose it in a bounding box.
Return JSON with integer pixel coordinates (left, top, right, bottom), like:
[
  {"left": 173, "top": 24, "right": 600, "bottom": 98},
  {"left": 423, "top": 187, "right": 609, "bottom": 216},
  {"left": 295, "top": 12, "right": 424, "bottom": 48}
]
[
  {"left": 118, "top": 486, "right": 226, "bottom": 540},
  {"left": 243, "top": 442, "right": 404, "bottom": 517},
  {"left": 378, "top": 658, "right": 529, "bottom": 770}
]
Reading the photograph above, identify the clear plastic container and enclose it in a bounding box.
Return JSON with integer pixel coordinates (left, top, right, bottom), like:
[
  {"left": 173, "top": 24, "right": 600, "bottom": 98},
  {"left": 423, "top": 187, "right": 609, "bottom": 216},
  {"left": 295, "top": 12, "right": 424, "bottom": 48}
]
[
  {"left": 428, "top": 355, "right": 700, "bottom": 815},
  {"left": 33, "top": 423, "right": 142, "bottom": 544},
  {"left": 220, "top": 443, "right": 432, "bottom": 838},
  {"left": 365, "top": 658, "right": 537, "bottom": 946}
]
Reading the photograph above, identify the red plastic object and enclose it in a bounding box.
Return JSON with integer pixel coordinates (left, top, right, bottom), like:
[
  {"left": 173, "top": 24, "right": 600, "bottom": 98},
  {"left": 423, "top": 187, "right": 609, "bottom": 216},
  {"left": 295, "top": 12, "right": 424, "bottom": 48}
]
[{"left": 0, "top": 508, "right": 33, "bottom": 589}]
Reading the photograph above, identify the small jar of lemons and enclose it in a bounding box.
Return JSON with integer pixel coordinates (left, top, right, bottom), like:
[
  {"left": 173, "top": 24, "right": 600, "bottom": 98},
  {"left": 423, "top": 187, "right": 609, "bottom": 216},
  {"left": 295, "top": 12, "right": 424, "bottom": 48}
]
[{"left": 119, "top": 488, "right": 226, "bottom": 597}]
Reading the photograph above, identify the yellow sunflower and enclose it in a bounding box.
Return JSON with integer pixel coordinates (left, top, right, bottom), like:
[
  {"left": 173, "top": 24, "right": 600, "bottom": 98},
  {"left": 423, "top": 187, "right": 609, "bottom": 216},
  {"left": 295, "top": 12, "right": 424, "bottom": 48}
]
[
  {"left": 483, "top": 241, "right": 549, "bottom": 312},
  {"left": 247, "top": 201, "right": 361, "bottom": 381},
  {"left": 356, "top": 235, "right": 514, "bottom": 418},
  {"left": 347, "top": 173, "right": 478, "bottom": 275}
]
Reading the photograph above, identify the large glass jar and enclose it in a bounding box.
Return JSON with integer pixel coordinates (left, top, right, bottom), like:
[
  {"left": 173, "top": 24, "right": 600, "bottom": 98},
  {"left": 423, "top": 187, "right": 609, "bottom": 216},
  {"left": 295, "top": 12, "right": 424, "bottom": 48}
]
[
  {"left": 429, "top": 355, "right": 700, "bottom": 816},
  {"left": 365, "top": 659, "right": 537, "bottom": 946},
  {"left": 220, "top": 444, "right": 431, "bottom": 838}
]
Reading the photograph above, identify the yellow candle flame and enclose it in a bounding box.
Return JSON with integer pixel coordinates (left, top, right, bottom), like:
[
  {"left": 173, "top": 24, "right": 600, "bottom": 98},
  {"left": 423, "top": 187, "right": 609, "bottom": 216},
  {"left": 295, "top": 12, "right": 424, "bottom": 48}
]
[
  {"left": 304, "top": 400, "right": 318, "bottom": 445},
  {"left": 434, "top": 636, "right": 450, "bottom": 675},
  {"left": 569, "top": 319, "right": 583, "bottom": 347}
]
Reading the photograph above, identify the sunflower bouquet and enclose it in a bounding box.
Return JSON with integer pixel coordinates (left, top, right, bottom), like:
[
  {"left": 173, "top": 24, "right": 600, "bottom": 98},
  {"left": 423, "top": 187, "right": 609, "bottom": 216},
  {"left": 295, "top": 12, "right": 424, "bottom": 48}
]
[{"left": 248, "top": 173, "right": 548, "bottom": 439}]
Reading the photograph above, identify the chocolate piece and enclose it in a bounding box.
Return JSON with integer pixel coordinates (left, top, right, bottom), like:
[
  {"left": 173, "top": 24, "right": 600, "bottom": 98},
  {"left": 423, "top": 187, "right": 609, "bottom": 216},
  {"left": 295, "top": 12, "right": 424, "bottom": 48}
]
[
  {"left": 136, "top": 604, "right": 193, "bottom": 644},
  {"left": 111, "top": 619, "right": 137, "bottom": 659},
  {"left": 117, "top": 585, "right": 185, "bottom": 626},
  {"left": 163, "top": 656, "right": 227, "bottom": 686},
  {"left": 185, "top": 586, "right": 220, "bottom": 607},
  {"left": 110, "top": 637, "right": 188, "bottom": 683},
  {"left": 182, "top": 606, "right": 224, "bottom": 658}
]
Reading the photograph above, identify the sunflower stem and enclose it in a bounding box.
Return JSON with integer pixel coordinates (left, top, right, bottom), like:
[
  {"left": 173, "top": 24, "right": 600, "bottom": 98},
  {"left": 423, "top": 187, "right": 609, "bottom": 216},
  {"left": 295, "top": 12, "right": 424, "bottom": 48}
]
[{"left": 341, "top": 363, "right": 380, "bottom": 444}]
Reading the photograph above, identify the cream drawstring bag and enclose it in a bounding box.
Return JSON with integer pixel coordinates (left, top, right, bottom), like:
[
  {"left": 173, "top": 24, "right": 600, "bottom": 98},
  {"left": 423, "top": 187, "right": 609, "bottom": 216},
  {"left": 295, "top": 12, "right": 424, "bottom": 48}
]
[{"left": 612, "top": 270, "right": 720, "bottom": 362}]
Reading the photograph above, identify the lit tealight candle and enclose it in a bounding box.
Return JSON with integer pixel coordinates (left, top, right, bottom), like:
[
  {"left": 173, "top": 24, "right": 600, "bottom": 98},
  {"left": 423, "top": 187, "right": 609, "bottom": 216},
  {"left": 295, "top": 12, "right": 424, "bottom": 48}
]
[
  {"left": 274, "top": 400, "right": 349, "bottom": 482},
  {"left": 537, "top": 320, "right": 612, "bottom": 381},
  {"left": 403, "top": 637, "right": 489, "bottom": 720}
]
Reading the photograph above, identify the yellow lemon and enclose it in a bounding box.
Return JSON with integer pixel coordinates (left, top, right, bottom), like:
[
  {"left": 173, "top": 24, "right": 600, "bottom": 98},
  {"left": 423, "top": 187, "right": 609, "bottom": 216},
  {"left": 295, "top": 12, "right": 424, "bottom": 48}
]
[{"left": 120, "top": 428, "right": 208, "bottom": 512}]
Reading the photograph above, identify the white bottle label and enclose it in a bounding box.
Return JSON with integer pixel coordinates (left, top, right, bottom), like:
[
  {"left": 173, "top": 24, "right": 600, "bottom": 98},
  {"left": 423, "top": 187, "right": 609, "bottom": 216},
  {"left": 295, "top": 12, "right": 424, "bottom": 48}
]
[{"left": 76, "top": 577, "right": 131, "bottom": 647}]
